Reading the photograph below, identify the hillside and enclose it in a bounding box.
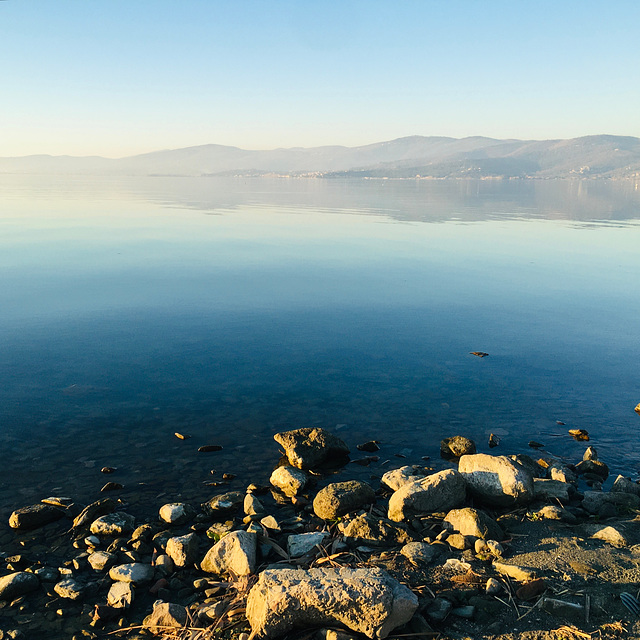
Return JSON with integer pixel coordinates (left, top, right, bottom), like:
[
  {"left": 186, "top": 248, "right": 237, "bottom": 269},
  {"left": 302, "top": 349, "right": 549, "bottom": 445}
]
[{"left": 1, "top": 135, "right": 640, "bottom": 179}]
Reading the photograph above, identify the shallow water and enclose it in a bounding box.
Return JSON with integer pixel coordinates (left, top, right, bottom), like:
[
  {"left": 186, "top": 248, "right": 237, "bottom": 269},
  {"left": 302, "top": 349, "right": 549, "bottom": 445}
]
[{"left": 1, "top": 176, "right": 640, "bottom": 518}]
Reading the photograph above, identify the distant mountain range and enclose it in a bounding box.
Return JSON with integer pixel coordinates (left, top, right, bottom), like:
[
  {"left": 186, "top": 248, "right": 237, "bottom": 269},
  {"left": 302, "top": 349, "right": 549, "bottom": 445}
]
[{"left": 2, "top": 135, "right": 640, "bottom": 179}]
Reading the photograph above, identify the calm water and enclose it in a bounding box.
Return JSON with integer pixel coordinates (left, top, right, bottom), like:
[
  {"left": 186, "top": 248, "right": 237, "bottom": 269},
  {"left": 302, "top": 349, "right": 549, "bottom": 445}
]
[{"left": 1, "top": 176, "right": 640, "bottom": 517}]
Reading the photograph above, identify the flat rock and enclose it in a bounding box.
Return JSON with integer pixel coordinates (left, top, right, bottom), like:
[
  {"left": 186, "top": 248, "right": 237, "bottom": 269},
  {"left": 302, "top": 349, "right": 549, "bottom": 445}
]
[
  {"left": 109, "top": 563, "right": 154, "bottom": 584},
  {"left": 54, "top": 578, "right": 85, "bottom": 600},
  {"left": 443, "top": 507, "right": 503, "bottom": 540},
  {"left": 159, "top": 502, "right": 194, "bottom": 525},
  {"left": 493, "top": 561, "right": 536, "bottom": 582},
  {"left": 274, "top": 428, "right": 350, "bottom": 469},
  {"left": 9, "top": 503, "right": 65, "bottom": 530},
  {"left": 380, "top": 466, "right": 426, "bottom": 492},
  {"left": 0, "top": 572, "right": 40, "bottom": 601},
  {"left": 202, "top": 491, "right": 244, "bottom": 515},
  {"left": 143, "top": 601, "right": 188, "bottom": 633},
  {"left": 341, "top": 513, "right": 416, "bottom": 547},
  {"left": 166, "top": 532, "right": 199, "bottom": 568},
  {"left": 459, "top": 454, "right": 534, "bottom": 506},
  {"left": 270, "top": 465, "right": 309, "bottom": 497},
  {"left": 388, "top": 469, "right": 466, "bottom": 522},
  {"left": 400, "top": 542, "right": 437, "bottom": 565},
  {"left": 201, "top": 530, "right": 257, "bottom": 576},
  {"left": 88, "top": 550, "right": 117, "bottom": 572},
  {"left": 90, "top": 512, "right": 135, "bottom": 536},
  {"left": 288, "top": 532, "right": 330, "bottom": 558},
  {"left": 313, "top": 481, "right": 376, "bottom": 520},
  {"left": 246, "top": 567, "right": 418, "bottom": 639}
]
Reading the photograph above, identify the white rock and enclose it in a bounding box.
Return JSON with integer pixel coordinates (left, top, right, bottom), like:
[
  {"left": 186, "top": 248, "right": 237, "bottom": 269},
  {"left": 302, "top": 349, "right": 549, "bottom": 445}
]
[
  {"left": 270, "top": 466, "right": 309, "bottom": 497},
  {"left": 107, "top": 581, "right": 134, "bottom": 608},
  {"left": 89, "top": 512, "right": 135, "bottom": 536},
  {"left": 381, "top": 466, "right": 426, "bottom": 492},
  {"left": 166, "top": 532, "right": 199, "bottom": 568},
  {"left": 159, "top": 502, "right": 193, "bottom": 525},
  {"left": 287, "top": 532, "right": 330, "bottom": 558},
  {"left": 109, "top": 563, "right": 154, "bottom": 584}
]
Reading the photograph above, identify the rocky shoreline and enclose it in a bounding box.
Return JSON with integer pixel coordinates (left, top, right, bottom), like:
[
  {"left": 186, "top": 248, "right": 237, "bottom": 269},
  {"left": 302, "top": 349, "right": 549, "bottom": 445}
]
[{"left": 2, "top": 427, "right": 640, "bottom": 640}]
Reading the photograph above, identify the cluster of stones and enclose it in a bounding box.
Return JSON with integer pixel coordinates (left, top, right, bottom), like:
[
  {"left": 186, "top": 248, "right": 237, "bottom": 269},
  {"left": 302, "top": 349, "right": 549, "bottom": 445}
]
[{"left": 1, "top": 427, "right": 638, "bottom": 639}]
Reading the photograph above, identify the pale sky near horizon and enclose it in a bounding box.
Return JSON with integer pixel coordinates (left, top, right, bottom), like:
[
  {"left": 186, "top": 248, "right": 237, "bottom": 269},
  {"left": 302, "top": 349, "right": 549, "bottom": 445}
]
[{"left": 1, "top": 0, "right": 639, "bottom": 158}]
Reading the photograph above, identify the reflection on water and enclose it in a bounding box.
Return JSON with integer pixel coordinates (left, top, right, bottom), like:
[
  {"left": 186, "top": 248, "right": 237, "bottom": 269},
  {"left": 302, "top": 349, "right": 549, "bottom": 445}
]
[{"left": 0, "top": 176, "right": 639, "bottom": 518}]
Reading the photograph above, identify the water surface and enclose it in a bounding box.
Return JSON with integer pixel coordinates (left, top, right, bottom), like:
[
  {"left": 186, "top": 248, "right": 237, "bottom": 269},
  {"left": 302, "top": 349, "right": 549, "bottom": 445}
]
[{"left": 1, "top": 176, "right": 639, "bottom": 516}]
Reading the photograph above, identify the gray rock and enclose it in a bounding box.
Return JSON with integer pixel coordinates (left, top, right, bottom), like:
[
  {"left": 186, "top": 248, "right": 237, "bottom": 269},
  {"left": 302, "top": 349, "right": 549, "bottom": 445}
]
[
  {"left": 166, "top": 532, "right": 199, "bottom": 568},
  {"left": 425, "top": 598, "right": 452, "bottom": 622},
  {"left": 400, "top": 542, "right": 437, "bottom": 565},
  {"left": 459, "top": 454, "right": 534, "bottom": 506},
  {"left": 549, "top": 464, "right": 577, "bottom": 484},
  {"left": 143, "top": 601, "right": 188, "bottom": 633},
  {"left": 107, "top": 581, "right": 134, "bottom": 608},
  {"left": 582, "top": 490, "right": 640, "bottom": 514},
  {"left": 154, "top": 554, "right": 174, "bottom": 575},
  {"left": 575, "top": 459, "right": 609, "bottom": 480},
  {"left": 8, "top": 503, "right": 65, "bottom": 530},
  {"left": 159, "top": 502, "right": 194, "bottom": 525},
  {"left": 109, "top": 563, "right": 154, "bottom": 584},
  {"left": 443, "top": 507, "right": 503, "bottom": 540},
  {"left": 440, "top": 436, "right": 476, "bottom": 459},
  {"left": 388, "top": 469, "right": 466, "bottom": 522},
  {"left": 313, "top": 481, "right": 376, "bottom": 520},
  {"left": 510, "top": 454, "right": 546, "bottom": 479},
  {"left": 533, "top": 478, "right": 573, "bottom": 502},
  {"left": 380, "top": 466, "right": 426, "bottom": 492},
  {"left": 202, "top": 491, "right": 244, "bottom": 515},
  {"left": 611, "top": 475, "right": 640, "bottom": 497},
  {"left": 201, "top": 530, "right": 257, "bottom": 576},
  {"left": 89, "top": 512, "right": 135, "bottom": 536},
  {"left": 270, "top": 465, "right": 309, "bottom": 497},
  {"left": 288, "top": 532, "right": 330, "bottom": 558},
  {"left": 583, "top": 446, "right": 598, "bottom": 461},
  {"left": 33, "top": 566, "right": 59, "bottom": 582},
  {"left": 88, "top": 550, "right": 117, "bottom": 572},
  {"left": 246, "top": 567, "right": 418, "bottom": 639},
  {"left": 0, "top": 572, "right": 40, "bottom": 601},
  {"left": 341, "top": 513, "right": 416, "bottom": 547},
  {"left": 274, "top": 428, "right": 350, "bottom": 470},
  {"left": 53, "top": 578, "right": 85, "bottom": 600}
]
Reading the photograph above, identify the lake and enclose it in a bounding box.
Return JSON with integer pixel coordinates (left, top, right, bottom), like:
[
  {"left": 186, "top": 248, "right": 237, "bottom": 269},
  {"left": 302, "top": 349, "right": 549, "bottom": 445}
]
[{"left": 1, "top": 176, "right": 639, "bottom": 516}]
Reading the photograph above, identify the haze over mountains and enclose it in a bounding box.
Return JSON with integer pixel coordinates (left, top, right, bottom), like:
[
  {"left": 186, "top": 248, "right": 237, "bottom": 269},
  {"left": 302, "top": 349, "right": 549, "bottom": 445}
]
[{"left": 2, "top": 135, "right": 640, "bottom": 179}]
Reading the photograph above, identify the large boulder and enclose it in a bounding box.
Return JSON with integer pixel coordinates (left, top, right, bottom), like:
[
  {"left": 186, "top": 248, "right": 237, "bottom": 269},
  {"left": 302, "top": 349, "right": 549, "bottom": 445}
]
[
  {"left": 443, "top": 507, "right": 503, "bottom": 540},
  {"left": 9, "top": 503, "right": 66, "bottom": 530},
  {"left": 246, "top": 567, "right": 418, "bottom": 639},
  {"left": 458, "top": 454, "right": 534, "bottom": 506},
  {"left": 201, "top": 530, "right": 257, "bottom": 576},
  {"left": 313, "top": 481, "right": 376, "bottom": 520},
  {"left": 388, "top": 469, "right": 466, "bottom": 522},
  {"left": 274, "top": 428, "right": 349, "bottom": 469}
]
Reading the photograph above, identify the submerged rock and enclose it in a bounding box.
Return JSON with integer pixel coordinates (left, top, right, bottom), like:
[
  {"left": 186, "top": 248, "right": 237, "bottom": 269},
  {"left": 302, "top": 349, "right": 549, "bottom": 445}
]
[
  {"left": 246, "top": 567, "right": 418, "bottom": 639},
  {"left": 9, "top": 503, "right": 66, "bottom": 530},
  {"left": 274, "top": 428, "right": 350, "bottom": 469},
  {"left": 440, "top": 436, "right": 476, "bottom": 460}
]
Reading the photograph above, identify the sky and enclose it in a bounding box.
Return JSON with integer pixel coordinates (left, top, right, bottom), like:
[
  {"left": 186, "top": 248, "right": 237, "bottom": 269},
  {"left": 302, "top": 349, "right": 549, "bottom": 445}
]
[{"left": 1, "top": 0, "right": 639, "bottom": 158}]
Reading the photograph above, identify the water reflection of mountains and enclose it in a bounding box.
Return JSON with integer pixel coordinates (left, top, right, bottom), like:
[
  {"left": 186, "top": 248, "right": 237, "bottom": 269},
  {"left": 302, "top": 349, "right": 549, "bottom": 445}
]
[{"left": 142, "top": 177, "right": 640, "bottom": 226}]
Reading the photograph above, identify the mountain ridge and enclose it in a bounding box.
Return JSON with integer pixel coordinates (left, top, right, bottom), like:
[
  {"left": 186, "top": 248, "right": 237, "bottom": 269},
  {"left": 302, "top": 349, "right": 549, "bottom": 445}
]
[{"left": 2, "top": 135, "right": 639, "bottom": 179}]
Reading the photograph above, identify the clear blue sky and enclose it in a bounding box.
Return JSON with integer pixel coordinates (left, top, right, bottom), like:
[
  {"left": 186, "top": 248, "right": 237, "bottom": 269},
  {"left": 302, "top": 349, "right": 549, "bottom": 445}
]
[{"left": 1, "top": 0, "right": 639, "bottom": 157}]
